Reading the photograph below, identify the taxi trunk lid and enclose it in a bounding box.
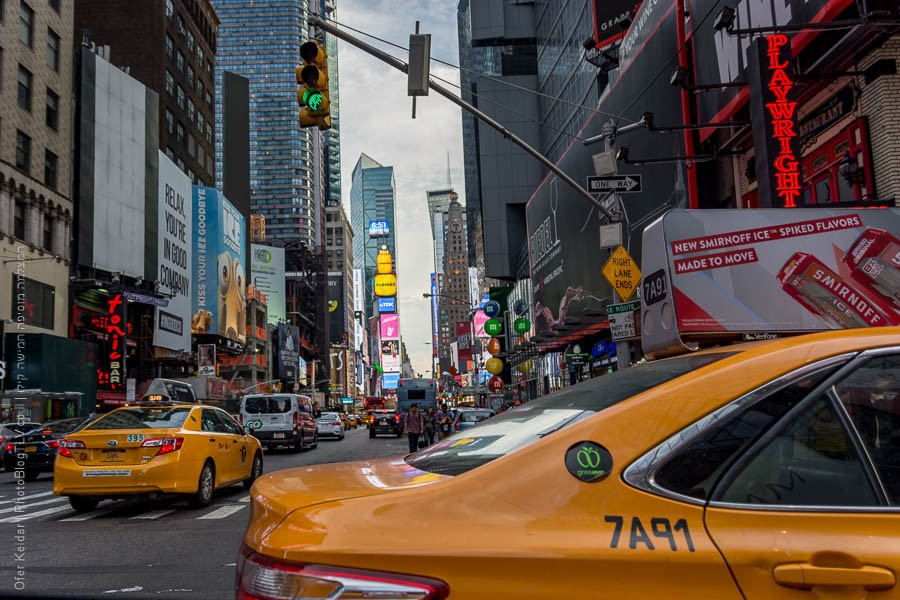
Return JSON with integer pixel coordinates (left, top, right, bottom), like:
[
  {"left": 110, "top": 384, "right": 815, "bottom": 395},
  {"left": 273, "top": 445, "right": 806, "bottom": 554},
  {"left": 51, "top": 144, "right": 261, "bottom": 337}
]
[{"left": 65, "top": 429, "right": 181, "bottom": 466}]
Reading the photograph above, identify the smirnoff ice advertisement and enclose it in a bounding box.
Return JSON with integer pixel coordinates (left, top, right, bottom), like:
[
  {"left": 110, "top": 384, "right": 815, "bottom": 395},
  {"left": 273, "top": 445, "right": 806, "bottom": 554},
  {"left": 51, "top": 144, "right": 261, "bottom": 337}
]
[{"left": 641, "top": 209, "right": 900, "bottom": 357}]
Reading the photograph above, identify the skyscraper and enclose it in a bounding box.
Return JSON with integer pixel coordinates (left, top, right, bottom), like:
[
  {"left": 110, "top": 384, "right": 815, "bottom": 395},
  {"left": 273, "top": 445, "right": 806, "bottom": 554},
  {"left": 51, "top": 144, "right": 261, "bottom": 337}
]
[
  {"left": 438, "top": 200, "right": 470, "bottom": 372},
  {"left": 350, "top": 154, "right": 396, "bottom": 323},
  {"left": 426, "top": 188, "right": 455, "bottom": 276},
  {"left": 213, "top": 0, "right": 325, "bottom": 246}
]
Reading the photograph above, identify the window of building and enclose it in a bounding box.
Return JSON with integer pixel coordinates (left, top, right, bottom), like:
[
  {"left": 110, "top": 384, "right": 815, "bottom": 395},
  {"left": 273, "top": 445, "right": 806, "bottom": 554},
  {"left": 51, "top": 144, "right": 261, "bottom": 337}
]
[
  {"left": 19, "top": 1, "right": 34, "bottom": 47},
  {"left": 165, "top": 0, "right": 173, "bottom": 18},
  {"left": 11, "top": 276, "right": 55, "bottom": 330},
  {"left": 15, "top": 129, "right": 30, "bottom": 173},
  {"left": 165, "top": 146, "right": 175, "bottom": 161},
  {"left": 46, "top": 88, "right": 58, "bottom": 131},
  {"left": 206, "top": 153, "right": 214, "bottom": 176},
  {"left": 176, "top": 85, "right": 185, "bottom": 109},
  {"left": 187, "top": 99, "right": 195, "bottom": 124},
  {"left": 13, "top": 201, "right": 25, "bottom": 239},
  {"left": 165, "top": 34, "right": 174, "bottom": 60},
  {"left": 187, "top": 31, "right": 195, "bottom": 53},
  {"left": 42, "top": 211, "right": 52, "bottom": 250},
  {"left": 165, "top": 109, "right": 174, "bottom": 134},
  {"left": 46, "top": 28, "right": 59, "bottom": 71},
  {"left": 197, "top": 111, "right": 205, "bottom": 133},
  {"left": 176, "top": 50, "right": 185, "bottom": 73},
  {"left": 176, "top": 156, "right": 185, "bottom": 172},
  {"left": 165, "top": 70, "right": 175, "bottom": 96},
  {"left": 206, "top": 59, "right": 212, "bottom": 78},
  {"left": 49, "top": 0, "right": 60, "bottom": 13},
  {"left": 196, "top": 78, "right": 203, "bottom": 97},
  {"left": 206, "top": 121, "right": 212, "bottom": 144},
  {"left": 44, "top": 149, "right": 57, "bottom": 190},
  {"left": 176, "top": 14, "right": 185, "bottom": 36},
  {"left": 187, "top": 65, "right": 194, "bottom": 88},
  {"left": 205, "top": 90, "right": 212, "bottom": 108},
  {"left": 187, "top": 168, "right": 195, "bottom": 183},
  {"left": 197, "top": 45, "right": 204, "bottom": 65},
  {"left": 17, "top": 64, "right": 32, "bottom": 111},
  {"left": 188, "top": 133, "right": 196, "bottom": 158}
]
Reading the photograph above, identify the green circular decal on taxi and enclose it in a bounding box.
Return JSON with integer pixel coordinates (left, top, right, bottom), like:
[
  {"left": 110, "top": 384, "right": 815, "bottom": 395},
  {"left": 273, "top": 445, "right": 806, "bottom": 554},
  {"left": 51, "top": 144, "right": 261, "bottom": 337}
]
[{"left": 565, "top": 441, "right": 613, "bottom": 483}]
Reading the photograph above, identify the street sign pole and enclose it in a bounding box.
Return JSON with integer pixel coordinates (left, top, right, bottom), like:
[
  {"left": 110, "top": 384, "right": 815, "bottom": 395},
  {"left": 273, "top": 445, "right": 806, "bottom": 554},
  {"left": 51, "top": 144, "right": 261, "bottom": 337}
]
[{"left": 605, "top": 132, "right": 631, "bottom": 371}]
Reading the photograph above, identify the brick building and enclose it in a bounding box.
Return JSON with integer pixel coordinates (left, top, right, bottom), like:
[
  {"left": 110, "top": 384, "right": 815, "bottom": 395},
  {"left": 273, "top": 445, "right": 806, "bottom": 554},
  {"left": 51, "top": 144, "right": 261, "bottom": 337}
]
[{"left": 74, "top": 0, "right": 219, "bottom": 186}]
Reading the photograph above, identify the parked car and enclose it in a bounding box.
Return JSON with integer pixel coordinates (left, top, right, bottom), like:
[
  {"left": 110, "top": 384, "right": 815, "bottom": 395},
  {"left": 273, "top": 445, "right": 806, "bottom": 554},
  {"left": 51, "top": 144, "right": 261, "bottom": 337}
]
[
  {"left": 239, "top": 394, "right": 318, "bottom": 452},
  {"left": 368, "top": 409, "right": 402, "bottom": 438},
  {"left": 237, "top": 328, "right": 900, "bottom": 598},
  {"left": 452, "top": 408, "right": 496, "bottom": 432},
  {"left": 54, "top": 404, "right": 263, "bottom": 512},
  {"left": 0, "top": 422, "right": 42, "bottom": 462},
  {"left": 316, "top": 413, "right": 345, "bottom": 440},
  {"left": 3, "top": 416, "right": 97, "bottom": 481}
]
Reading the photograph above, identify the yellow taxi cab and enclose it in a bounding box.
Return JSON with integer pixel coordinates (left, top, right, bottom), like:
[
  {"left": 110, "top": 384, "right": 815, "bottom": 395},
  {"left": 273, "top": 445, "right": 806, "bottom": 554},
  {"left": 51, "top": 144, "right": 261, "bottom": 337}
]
[
  {"left": 238, "top": 328, "right": 900, "bottom": 599},
  {"left": 346, "top": 414, "right": 358, "bottom": 428},
  {"left": 54, "top": 402, "right": 263, "bottom": 513}
]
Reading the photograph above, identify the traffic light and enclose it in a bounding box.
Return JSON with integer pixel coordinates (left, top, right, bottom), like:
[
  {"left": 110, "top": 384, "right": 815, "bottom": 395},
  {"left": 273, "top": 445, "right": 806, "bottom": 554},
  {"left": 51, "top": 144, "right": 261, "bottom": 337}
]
[{"left": 296, "top": 40, "right": 331, "bottom": 130}]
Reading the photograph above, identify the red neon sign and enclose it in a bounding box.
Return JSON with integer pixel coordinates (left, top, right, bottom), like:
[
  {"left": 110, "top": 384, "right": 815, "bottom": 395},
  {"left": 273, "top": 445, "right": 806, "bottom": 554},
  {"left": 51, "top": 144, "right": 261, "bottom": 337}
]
[
  {"left": 98, "top": 294, "right": 126, "bottom": 390},
  {"left": 765, "top": 34, "right": 801, "bottom": 208}
]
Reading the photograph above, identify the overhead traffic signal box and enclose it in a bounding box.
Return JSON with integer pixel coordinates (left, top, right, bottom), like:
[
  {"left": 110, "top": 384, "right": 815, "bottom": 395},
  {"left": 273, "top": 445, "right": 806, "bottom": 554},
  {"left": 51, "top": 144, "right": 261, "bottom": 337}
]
[{"left": 297, "top": 40, "right": 331, "bottom": 130}]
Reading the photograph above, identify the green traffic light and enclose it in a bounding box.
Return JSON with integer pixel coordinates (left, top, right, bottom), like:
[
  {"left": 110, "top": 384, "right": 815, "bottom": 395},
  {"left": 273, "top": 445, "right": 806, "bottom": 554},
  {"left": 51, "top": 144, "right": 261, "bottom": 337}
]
[{"left": 302, "top": 88, "right": 324, "bottom": 111}]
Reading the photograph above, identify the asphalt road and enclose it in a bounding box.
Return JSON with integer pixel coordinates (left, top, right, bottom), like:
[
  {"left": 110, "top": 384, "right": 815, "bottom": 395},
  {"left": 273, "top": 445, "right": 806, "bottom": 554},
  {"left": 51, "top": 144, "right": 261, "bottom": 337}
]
[{"left": 0, "top": 425, "right": 409, "bottom": 600}]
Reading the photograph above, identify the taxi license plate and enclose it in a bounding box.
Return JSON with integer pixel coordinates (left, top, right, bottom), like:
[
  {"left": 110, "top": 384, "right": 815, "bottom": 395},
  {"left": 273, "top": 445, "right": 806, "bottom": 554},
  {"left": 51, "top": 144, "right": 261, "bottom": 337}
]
[
  {"left": 273, "top": 433, "right": 285, "bottom": 439},
  {"left": 102, "top": 449, "right": 124, "bottom": 462},
  {"left": 23, "top": 446, "right": 37, "bottom": 453}
]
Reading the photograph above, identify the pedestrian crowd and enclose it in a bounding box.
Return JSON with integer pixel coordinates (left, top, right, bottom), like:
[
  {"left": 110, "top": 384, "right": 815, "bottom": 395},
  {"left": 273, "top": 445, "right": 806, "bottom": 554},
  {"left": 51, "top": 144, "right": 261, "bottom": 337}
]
[{"left": 402, "top": 403, "right": 456, "bottom": 453}]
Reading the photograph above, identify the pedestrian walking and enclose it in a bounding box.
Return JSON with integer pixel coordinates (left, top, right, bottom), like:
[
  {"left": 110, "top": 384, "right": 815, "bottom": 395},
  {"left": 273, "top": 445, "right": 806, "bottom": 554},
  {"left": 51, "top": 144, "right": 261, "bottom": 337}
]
[
  {"left": 423, "top": 406, "right": 436, "bottom": 446},
  {"left": 403, "top": 404, "right": 425, "bottom": 453},
  {"left": 437, "top": 404, "right": 453, "bottom": 440}
]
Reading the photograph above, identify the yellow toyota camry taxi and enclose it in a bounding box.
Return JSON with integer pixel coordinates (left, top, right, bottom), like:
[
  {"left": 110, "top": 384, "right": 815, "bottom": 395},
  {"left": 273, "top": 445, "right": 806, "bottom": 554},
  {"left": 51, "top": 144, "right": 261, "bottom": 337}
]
[
  {"left": 54, "top": 403, "right": 263, "bottom": 512},
  {"left": 237, "top": 328, "right": 900, "bottom": 599}
]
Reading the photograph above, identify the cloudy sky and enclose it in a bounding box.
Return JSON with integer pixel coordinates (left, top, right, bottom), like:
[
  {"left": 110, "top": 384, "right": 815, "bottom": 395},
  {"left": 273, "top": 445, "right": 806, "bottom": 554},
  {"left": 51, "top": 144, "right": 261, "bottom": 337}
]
[{"left": 336, "top": 0, "right": 465, "bottom": 377}]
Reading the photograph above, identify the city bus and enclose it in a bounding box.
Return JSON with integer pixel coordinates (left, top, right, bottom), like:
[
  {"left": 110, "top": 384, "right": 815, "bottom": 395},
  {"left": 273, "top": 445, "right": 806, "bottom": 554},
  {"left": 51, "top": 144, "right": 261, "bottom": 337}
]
[{"left": 396, "top": 378, "right": 437, "bottom": 415}]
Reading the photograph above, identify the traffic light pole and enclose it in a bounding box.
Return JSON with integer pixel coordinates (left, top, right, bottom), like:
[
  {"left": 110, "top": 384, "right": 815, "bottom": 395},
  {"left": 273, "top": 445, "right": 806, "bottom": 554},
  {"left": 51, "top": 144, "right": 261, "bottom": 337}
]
[{"left": 307, "top": 15, "right": 616, "bottom": 221}]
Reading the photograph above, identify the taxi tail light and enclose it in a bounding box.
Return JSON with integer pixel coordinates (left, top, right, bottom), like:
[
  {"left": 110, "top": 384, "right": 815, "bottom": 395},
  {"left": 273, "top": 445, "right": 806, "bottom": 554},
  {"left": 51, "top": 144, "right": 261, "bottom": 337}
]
[
  {"left": 236, "top": 546, "right": 449, "bottom": 600},
  {"left": 4, "top": 443, "right": 14, "bottom": 452},
  {"left": 141, "top": 437, "right": 184, "bottom": 455},
  {"left": 58, "top": 440, "right": 86, "bottom": 458}
]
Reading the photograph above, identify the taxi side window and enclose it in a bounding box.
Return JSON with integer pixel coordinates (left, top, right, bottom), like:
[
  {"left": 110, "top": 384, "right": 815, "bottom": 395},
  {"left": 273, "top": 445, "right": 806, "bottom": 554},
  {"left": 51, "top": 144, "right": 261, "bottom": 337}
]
[
  {"left": 200, "top": 409, "right": 218, "bottom": 433},
  {"left": 716, "top": 397, "right": 878, "bottom": 507},
  {"left": 215, "top": 410, "right": 242, "bottom": 435},
  {"left": 653, "top": 367, "right": 837, "bottom": 500},
  {"left": 832, "top": 354, "right": 900, "bottom": 506}
]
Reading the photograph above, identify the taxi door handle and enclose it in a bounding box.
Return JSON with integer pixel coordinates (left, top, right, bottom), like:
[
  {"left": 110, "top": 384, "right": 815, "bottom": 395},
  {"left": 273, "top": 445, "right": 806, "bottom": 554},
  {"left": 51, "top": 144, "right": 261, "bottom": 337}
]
[
  {"left": 209, "top": 438, "right": 216, "bottom": 442},
  {"left": 774, "top": 563, "right": 896, "bottom": 591}
]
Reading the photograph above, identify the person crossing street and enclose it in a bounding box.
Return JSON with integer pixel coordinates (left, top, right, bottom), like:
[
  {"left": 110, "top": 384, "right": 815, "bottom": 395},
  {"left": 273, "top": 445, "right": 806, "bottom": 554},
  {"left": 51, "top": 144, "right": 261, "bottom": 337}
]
[{"left": 403, "top": 404, "right": 425, "bottom": 453}]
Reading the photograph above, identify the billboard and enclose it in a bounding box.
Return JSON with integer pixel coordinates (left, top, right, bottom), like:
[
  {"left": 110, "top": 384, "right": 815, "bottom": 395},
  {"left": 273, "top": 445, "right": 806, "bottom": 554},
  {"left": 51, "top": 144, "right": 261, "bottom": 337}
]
[
  {"left": 593, "top": 0, "right": 640, "bottom": 50},
  {"left": 198, "top": 344, "right": 215, "bottom": 376},
  {"left": 380, "top": 313, "right": 399, "bottom": 341},
  {"left": 154, "top": 153, "right": 193, "bottom": 352},
  {"left": 526, "top": 0, "right": 686, "bottom": 338},
  {"left": 640, "top": 209, "right": 900, "bottom": 357},
  {"left": 276, "top": 324, "right": 300, "bottom": 380},
  {"left": 353, "top": 268, "right": 364, "bottom": 313},
  {"left": 328, "top": 273, "right": 344, "bottom": 344},
  {"left": 456, "top": 321, "right": 472, "bottom": 362},
  {"left": 250, "top": 245, "right": 285, "bottom": 325},
  {"left": 381, "top": 340, "right": 400, "bottom": 372},
  {"left": 382, "top": 372, "right": 400, "bottom": 390},
  {"left": 192, "top": 187, "right": 247, "bottom": 344},
  {"left": 377, "top": 297, "right": 396, "bottom": 313},
  {"left": 368, "top": 220, "right": 390, "bottom": 238}
]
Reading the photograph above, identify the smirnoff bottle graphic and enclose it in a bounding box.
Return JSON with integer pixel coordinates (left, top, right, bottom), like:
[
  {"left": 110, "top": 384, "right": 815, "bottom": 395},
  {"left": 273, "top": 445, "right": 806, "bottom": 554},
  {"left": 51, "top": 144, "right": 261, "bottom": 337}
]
[
  {"left": 842, "top": 228, "right": 900, "bottom": 312},
  {"left": 778, "top": 252, "right": 899, "bottom": 329}
]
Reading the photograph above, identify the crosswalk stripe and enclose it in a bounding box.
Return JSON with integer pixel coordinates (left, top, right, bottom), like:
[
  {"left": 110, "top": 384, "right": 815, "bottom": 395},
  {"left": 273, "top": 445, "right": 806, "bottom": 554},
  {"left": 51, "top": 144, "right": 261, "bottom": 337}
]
[
  {"left": 59, "top": 507, "right": 120, "bottom": 522},
  {"left": 131, "top": 509, "right": 175, "bottom": 520},
  {"left": 197, "top": 505, "right": 246, "bottom": 520},
  {"left": 0, "top": 491, "right": 54, "bottom": 505},
  {"left": 0, "top": 497, "right": 66, "bottom": 515},
  {"left": 239, "top": 495, "right": 251, "bottom": 503},
  {"left": 0, "top": 504, "right": 71, "bottom": 523}
]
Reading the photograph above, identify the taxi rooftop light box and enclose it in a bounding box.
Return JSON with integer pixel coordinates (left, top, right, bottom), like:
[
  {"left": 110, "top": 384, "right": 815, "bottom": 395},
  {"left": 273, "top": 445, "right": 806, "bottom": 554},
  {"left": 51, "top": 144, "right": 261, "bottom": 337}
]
[{"left": 641, "top": 208, "right": 900, "bottom": 358}]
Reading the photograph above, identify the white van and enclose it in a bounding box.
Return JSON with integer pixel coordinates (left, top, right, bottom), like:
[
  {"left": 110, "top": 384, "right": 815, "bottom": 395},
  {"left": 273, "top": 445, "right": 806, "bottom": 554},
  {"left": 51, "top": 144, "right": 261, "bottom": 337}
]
[{"left": 239, "top": 394, "right": 318, "bottom": 452}]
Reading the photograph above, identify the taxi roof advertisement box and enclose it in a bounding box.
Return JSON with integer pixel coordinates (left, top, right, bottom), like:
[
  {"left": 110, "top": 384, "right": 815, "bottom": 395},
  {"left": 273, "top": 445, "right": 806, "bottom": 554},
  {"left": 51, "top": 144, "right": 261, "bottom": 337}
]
[{"left": 640, "top": 209, "right": 900, "bottom": 358}]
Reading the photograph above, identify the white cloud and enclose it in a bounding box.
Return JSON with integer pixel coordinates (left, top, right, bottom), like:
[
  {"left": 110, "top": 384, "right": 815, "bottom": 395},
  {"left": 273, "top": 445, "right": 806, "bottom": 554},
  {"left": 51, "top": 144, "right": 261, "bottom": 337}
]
[{"left": 336, "top": 1, "right": 465, "bottom": 377}]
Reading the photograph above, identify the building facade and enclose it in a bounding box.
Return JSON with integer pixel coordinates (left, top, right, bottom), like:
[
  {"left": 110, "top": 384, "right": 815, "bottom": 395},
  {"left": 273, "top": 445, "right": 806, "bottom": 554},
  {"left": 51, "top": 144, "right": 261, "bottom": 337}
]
[
  {"left": 349, "top": 153, "right": 396, "bottom": 323},
  {"left": 212, "top": 0, "right": 323, "bottom": 246},
  {"left": 437, "top": 200, "right": 471, "bottom": 372},
  {"left": 74, "top": 0, "right": 219, "bottom": 187},
  {"left": 0, "top": 0, "right": 75, "bottom": 340}
]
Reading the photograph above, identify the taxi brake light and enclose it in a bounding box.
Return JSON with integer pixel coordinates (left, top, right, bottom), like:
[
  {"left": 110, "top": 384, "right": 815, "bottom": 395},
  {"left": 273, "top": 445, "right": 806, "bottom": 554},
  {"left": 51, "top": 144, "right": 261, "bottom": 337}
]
[
  {"left": 236, "top": 545, "right": 449, "bottom": 600},
  {"left": 141, "top": 437, "right": 184, "bottom": 455},
  {"left": 59, "top": 440, "right": 86, "bottom": 458}
]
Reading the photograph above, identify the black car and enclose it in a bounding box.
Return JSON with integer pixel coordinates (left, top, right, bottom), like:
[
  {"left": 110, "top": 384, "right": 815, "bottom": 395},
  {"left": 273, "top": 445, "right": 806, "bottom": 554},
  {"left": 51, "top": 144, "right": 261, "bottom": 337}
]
[
  {"left": 368, "top": 409, "right": 402, "bottom": 438},
  {"left": 3, "top": 416, "right": 97, "bottom": 481}
]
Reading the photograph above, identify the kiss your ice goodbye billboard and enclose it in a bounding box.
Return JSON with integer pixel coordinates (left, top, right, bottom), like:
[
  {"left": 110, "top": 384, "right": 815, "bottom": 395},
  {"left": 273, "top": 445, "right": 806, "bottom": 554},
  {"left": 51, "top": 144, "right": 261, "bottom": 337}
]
[
  {"left": 192, "top": 187, "right": 247, "bottom": 344},
  {"left": 640, "top": 209, "right": 900, "bottom": 357}
]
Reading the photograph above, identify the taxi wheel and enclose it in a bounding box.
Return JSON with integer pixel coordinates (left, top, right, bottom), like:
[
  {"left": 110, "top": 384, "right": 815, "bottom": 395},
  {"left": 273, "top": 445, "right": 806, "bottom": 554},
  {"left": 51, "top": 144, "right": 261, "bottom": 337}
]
[
  {"left": 243, "top": 452, "right": 262, "bottom": 490},
  {"left": 188, "top": 461, "right": 215, "bottom": 508},
  {"left": 68, "top": 496, "right": 99, "bottom": 513}
]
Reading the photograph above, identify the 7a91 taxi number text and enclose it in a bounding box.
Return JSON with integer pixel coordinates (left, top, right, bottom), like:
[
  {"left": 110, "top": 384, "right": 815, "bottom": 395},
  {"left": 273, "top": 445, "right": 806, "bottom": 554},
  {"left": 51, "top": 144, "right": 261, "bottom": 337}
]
[{"left": 604, "top": 515, "right": 695, "bottom": 552}]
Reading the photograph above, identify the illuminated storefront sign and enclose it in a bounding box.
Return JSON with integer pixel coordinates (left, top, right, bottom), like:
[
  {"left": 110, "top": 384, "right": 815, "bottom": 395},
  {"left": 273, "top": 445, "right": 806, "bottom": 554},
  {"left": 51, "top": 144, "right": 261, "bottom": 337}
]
[
  {"left": 99, "top": 294, "right": 127, "bottom": 391},
  {"left": 749, "top": 34, "right": 801, "bottom": 208}
]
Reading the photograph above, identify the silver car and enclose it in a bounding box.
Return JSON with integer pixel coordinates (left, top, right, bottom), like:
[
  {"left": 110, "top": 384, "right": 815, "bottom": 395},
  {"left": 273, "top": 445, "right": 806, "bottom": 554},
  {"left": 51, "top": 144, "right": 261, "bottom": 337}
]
[{"left": 315, "top": 412, "right": 344, "bottom": 440}]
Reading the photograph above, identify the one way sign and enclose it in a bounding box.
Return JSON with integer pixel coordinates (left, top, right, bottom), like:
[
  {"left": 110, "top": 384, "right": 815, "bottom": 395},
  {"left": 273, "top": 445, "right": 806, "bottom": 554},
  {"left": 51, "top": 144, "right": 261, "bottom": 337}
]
[{"left": 586, "top": 175, "right": 642, "bottom": 193}]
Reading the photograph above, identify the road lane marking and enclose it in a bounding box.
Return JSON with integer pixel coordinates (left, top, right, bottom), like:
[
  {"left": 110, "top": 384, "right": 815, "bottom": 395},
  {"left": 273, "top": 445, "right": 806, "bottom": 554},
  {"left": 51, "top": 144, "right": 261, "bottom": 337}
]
[
  {"left": 197, "top": 505, "right": 246, "bottom": 519},
  {"left": 131, "top": 509, "right": 175, "bottom": 520},
  {"left": 0, "top": 491, "right": 54, "bottom": 504},
  {"left": 0, "top": 504, "right": 71, "bottom": 522},
  {"left": 60, "top": 507, "right": 121, "bottom": 521},
  {"left": 239, "top": 495, "right": 250, "bottom": 503},
  {"left": 0, "top": 496, "right": 66, "bottom": 515}
]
